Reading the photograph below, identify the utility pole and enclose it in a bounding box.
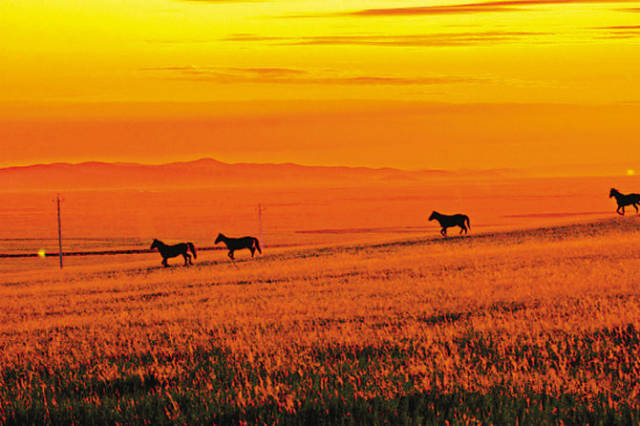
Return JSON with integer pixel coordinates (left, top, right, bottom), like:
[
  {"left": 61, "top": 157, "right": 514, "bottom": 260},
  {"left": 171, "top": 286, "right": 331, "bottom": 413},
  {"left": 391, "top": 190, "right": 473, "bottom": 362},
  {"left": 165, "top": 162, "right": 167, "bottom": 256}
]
[
  {"left": 257, "top": 203, "right": 264, "bottom": 248},
  {"left": 56, "top": 194, "right": 63, "bottom": 269}
]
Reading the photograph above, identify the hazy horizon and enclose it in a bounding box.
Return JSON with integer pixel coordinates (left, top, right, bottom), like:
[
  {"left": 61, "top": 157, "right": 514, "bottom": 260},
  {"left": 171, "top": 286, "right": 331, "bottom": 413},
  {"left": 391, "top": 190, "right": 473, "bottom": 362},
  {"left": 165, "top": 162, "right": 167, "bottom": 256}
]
[
  {"left": 2, "top": 153, "right": 640, "bottom": 179},
  {"left": 2, "top": 100, "right": 640, "bottom": 172}
]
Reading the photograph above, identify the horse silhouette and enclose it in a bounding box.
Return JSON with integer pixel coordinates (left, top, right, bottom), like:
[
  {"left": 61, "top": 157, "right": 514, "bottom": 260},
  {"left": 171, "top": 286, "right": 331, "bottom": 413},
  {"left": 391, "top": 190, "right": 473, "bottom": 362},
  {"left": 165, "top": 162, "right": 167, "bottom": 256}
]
[
  {"left": 150, "top": 239, "right": 197, "bottom": 267},
  {"left": 215, "top": 233, "right": 261, "bottom": 260},
  {"left": 609, "top": 188, "right": 640, "bottom": 215},
  {"left": 428, "top": 211, "right": 470, "bottom": 237}
]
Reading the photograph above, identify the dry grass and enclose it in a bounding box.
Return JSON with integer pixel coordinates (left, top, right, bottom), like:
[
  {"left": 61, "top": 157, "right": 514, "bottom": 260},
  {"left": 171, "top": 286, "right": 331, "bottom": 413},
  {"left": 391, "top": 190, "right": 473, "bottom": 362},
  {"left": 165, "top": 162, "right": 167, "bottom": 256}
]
[{"left": 1, "top": 217, "right": 640, "bottom": 423}]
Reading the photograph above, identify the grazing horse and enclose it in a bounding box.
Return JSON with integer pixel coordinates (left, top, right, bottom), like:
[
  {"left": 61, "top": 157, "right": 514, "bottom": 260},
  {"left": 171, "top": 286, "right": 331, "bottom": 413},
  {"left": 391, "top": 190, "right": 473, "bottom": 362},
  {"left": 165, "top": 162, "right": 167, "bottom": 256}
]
[
  {"left": 150, "top": 239, "right": 197, "bottom": 267},
  {"left": 215, "top": 233, "right": 261, "bottom": 260},
  {"left": 610, "top": 188, "right": 640, "bottom": 215},
  {"left": 428, "top": 210, "right": 470, "bottom": 237}
]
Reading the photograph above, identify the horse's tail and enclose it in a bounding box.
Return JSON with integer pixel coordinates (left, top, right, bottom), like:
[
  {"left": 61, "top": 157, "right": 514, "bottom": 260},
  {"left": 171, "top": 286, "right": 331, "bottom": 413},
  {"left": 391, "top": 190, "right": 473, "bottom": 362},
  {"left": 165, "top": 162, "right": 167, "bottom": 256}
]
[
  {"left": 465, "top": 216, "right": 471, "bottom": 230},
  {"left": 187, "top": 242, "right": 197, "bottom": 259},
  {"left": 254, "top": 238, "right": 262, "bottom": 254}
]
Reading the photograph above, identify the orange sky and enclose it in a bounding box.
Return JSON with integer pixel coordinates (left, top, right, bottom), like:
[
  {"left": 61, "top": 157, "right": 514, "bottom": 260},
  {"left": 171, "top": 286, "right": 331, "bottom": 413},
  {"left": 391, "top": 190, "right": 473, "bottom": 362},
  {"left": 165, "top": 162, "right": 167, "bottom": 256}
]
[{"left": 2, "top": 0, "right": 640, "bottom": 172}]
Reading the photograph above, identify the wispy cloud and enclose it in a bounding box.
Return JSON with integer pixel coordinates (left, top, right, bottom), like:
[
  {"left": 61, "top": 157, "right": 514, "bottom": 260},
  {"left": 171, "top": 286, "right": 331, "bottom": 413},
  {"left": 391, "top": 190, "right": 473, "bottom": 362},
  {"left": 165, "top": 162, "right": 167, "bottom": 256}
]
[
  {"left": 592, "top": 24, "right": 640, "bottom": 38},
  {"left": 142, "top": 66, "right": 308, "bottom": 79},
  {"left": 142, "top": 66, "right": 483, "bottom": 85},
  {"left": 341, "top": 4, "right": 521, "bottom": 17},
  {"left": 219, "top": 35, "right": 283, "bottom": 42},
  {"left": 306, "top": 76, "right": 482, "bottom": 85},
  {"left": 596, "top": 24, "right": 640, "bottom": 28},
  {"left": 292, "top": 0, "right": 640, "bottom": 18},
  {"left": 226, "top": 67, "right": 307, "bottom": 75},
  {"left": 224, "top": 31, "right": 549, "bottom": 47},
  {"left": 180, "top": 0, "right": 270, "bottom": 3},
  {"left": 144, "top": 39, "right": 215, "bottom": 45}
]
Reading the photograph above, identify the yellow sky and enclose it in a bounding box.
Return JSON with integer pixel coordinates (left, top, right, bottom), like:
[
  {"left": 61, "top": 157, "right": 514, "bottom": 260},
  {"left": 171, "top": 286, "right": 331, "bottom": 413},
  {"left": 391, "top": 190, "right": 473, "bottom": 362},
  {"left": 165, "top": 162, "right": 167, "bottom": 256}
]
[{"left": 1, "top": 0, "right": 640, "bottom": 170}]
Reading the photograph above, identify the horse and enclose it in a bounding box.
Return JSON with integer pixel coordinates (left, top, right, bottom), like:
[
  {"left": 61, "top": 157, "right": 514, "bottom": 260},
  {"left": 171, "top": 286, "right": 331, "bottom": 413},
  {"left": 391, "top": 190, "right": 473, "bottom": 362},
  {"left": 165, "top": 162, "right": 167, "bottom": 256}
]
[
  {"left": 150, "top": 239, "right": 197, "bottom": 267},
  {"left": 428, "top": 210, "right": 470, "bottom": 237},
  {"left": 609, "top": 188, "right": 640, "bottom": 216},
  {"left": 215, "top": 233, "right": 261, "bottom": 260}
]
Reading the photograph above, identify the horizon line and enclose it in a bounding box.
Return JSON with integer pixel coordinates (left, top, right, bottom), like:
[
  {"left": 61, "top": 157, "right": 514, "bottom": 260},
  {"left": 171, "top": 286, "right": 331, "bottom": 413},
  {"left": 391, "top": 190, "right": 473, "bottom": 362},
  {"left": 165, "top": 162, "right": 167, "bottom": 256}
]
[{"left": 1, "top": 157, "right": 638, "bottom": 178}]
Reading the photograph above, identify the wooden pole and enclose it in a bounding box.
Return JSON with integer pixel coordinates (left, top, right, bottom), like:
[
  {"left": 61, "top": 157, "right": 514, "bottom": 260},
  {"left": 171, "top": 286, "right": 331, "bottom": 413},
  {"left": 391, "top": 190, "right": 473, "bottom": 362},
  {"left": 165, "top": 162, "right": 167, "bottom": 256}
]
[
  {"left": 257, "top": 203, "right": 264, "bottom": 248},
  {"left": 56, "top": 194, "right": 63, "bottom": 269}
]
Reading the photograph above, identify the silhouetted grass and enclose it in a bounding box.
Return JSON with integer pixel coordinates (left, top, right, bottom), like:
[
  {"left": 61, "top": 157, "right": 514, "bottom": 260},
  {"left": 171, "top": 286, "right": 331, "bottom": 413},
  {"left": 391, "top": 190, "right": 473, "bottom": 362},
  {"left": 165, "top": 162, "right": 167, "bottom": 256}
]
[{"left": 3, "top": 324, "right": 640, "bottom": 424}]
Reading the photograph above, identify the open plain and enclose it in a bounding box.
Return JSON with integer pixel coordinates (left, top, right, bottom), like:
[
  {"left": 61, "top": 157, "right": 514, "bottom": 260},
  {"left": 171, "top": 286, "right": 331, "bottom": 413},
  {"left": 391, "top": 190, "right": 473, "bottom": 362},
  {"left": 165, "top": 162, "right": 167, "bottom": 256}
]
[
  {"left": 5, "top": 0, "right": 640, "bottom": 421},
  {"left": 1, "top": 212, "right": 640, "bottom": 423}
]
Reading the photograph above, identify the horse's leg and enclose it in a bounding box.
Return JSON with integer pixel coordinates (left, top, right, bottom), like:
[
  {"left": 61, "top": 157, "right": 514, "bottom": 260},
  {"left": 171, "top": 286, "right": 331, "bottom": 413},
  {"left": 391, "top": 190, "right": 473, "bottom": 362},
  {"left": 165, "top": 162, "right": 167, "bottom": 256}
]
[
  {"left": 250, "top": 247, "right": 255, "bottom": 257},
  {"left": 162, "top": 257, "right": 168, "bottom": 267},
  {"left": 228, "top": 250, "right": 235, "bottom": 260},
  {"left": 617, "top": 205, "right": 623, "bottom": 215},
  {"left": 441, "top": 227, "right": 447, "bottom": 238},
  {"left": 634, "top": 203, "right": 639, "bottom": 214},
  {"left": 183, "top": 253, "right": 191, "bottom": 266}
]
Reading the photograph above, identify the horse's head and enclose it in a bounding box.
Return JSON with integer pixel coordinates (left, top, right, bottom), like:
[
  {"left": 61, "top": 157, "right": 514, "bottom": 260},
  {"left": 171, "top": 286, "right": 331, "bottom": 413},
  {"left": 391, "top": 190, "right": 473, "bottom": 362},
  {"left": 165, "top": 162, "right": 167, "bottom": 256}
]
[
  {"left": 428, "top": 211, "right": 437, "bottom": 221},
  {"left": 609, "top": 188, "right": 618, "bottom": 198},
  {"left": 214, "top": 233, "right": 224, "bottom": 244},
  {"left": 150, "top": 239, "right": 159, "bottom": 250}
]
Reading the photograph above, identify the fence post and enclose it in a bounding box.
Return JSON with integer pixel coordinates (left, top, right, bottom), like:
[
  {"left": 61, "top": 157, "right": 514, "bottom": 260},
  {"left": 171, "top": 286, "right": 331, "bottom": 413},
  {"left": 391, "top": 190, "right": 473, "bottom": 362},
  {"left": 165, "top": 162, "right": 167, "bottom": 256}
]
[{"left": 56, "top": 194, "right": 63, "bottom": 269}]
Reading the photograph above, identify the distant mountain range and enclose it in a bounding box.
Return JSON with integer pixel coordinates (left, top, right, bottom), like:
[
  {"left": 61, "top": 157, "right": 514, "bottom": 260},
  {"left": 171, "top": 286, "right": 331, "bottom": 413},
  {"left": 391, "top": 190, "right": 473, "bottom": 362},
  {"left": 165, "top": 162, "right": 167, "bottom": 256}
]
[{"left": 0, "top": 158, "right": 522, "bottom": 191}]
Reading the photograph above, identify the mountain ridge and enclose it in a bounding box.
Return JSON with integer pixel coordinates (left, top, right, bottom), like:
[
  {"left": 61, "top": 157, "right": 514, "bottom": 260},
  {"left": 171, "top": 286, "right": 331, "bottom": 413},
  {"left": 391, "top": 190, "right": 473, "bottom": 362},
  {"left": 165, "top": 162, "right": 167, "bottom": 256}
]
[{"left": 0, "top": 158, "right": 520, "bottom": 191}]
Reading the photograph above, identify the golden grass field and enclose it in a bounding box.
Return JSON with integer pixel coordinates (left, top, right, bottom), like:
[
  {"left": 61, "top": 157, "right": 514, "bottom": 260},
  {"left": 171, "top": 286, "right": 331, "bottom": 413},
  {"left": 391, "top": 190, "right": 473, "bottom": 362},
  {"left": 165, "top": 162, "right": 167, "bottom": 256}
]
[{"left": 1, "top": 214, "right": 640, "bottom": 423}]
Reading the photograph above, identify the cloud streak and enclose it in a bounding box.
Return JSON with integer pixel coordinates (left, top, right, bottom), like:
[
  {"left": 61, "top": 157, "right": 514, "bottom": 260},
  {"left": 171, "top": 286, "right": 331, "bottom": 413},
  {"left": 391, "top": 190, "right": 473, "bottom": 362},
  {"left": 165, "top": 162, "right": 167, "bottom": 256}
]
[
  {"left": 224, "top": 31, "right": 549, "bottom": 47},
  {"left": 596, "top": 24, "right": 640, "bottom": 28},
  {"left": 291, "top": 0, "right": 640, "bottom": 18},
  {"left": 592, "top": 24, "right": 640, "bottom": 38},
  {"left": 142, "top": 66, "right": 482, "bottom": 85},
  {"left": 180, "top": 0, "right": 270, "bottom": 3},
  {"left": 143, "top": 66, "right": 307, "bottom": 76}
]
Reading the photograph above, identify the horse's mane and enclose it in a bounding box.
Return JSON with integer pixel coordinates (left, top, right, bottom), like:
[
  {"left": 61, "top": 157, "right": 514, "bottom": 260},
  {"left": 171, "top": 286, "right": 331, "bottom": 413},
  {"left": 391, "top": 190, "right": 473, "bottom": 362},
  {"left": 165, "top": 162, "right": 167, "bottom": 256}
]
[{"left": 151, "top": 238, "right": 168, "bottom": 249}]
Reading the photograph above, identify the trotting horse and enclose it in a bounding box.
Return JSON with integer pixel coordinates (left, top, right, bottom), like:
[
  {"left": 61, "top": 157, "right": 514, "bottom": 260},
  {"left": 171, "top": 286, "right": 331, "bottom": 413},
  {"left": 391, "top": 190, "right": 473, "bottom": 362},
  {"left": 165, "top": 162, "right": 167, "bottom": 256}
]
[
  {"left": 215, "top": 233, "right": 261, "bottom": 260},
  {"left": 150, "top": 239, "right": 197, "bottom": 267},
  {"left": 428, "top": 211, "right": 470, "bottom": 237},
  {"left": 609, "top": 188, "right": 640, "bottom": 215}
]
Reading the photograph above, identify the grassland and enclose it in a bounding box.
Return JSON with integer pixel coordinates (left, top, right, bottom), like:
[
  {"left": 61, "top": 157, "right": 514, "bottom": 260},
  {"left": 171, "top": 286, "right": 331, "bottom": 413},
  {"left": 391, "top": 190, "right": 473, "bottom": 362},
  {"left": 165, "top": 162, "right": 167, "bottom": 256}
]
[{"left": 1, "top": 217, "right": 640, "bottom": 424}]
